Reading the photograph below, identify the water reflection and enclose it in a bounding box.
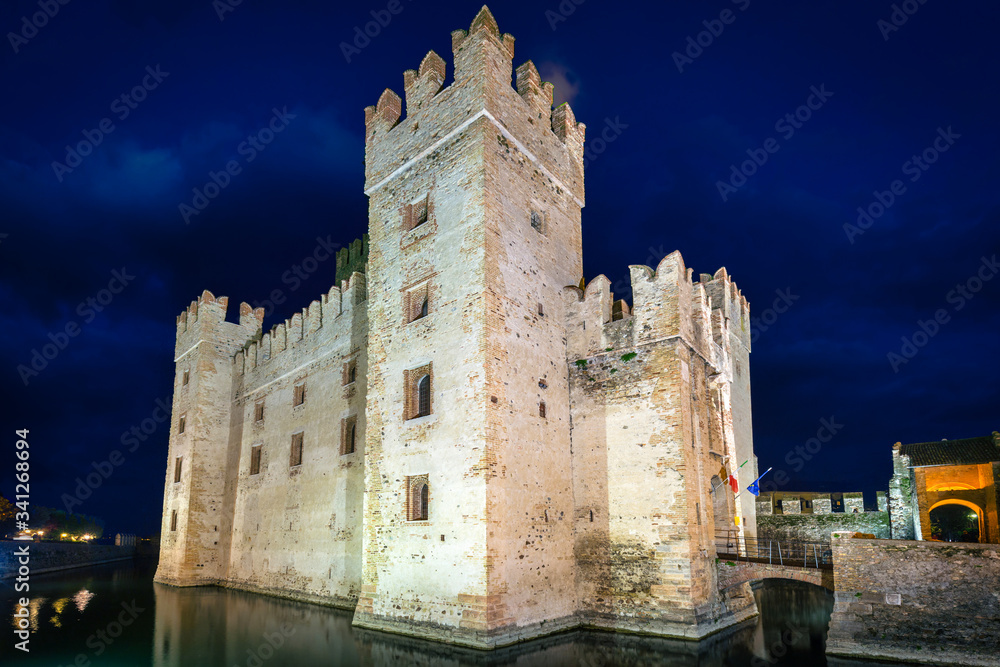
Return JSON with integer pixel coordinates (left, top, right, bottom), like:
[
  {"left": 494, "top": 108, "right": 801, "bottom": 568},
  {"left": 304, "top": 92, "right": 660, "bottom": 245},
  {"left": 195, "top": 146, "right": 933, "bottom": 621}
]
[{"left": 0, "top": 561, "right": 889, "bottom": 667}]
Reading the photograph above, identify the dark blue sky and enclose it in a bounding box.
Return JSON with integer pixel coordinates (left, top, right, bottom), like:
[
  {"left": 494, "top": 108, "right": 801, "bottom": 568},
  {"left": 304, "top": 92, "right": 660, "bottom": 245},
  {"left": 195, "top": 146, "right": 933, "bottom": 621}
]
[{"left": 1, "top": 0, "right": 997, "bottom": 534}]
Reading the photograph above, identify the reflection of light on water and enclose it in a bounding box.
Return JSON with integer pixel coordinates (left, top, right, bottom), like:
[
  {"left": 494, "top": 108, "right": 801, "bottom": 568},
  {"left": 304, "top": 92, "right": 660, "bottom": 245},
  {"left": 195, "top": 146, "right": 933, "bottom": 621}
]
[
  {"left": 74, "top": 588, "right": 95, "bottom": 613},
  {"left": 50, "top": 598, "right": 70, "bottom": 628},
  {"left": 11, "top": 600, "right": 29, "bottom": 633},
  {"left": 28, "top": 597, "right": 46, "bottom": 632}
]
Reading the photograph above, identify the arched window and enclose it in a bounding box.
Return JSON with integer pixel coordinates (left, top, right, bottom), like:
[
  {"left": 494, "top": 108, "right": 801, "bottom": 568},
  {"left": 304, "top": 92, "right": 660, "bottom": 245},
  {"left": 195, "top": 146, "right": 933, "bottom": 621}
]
[
  {"left": 348, "top": 364, "right": 356, "bottom": 384},
  {"left": 349, "top": 424, "right": 356, "bottom": 452},
  {"left": 418, "top": 483, "right": 429, "bottom": 520},
  {"left": 417, "top": 374, "right": 431, "bottom": 417},
  {"left": 407, "top": 476, "right": 429, "bottom": 521},
  {"left": 419, "top": 297, "right": 428, "bottom": 319}
]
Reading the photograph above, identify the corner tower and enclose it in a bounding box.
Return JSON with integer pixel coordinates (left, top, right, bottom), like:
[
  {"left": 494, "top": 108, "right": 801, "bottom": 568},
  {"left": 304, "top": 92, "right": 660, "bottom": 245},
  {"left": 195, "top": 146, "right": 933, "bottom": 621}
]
[
  {"left": 357, "top": 7, "right": 586, "bottom": 647},
  {"left": 154, "top": 292, "right": 262, "bottom": 586}
]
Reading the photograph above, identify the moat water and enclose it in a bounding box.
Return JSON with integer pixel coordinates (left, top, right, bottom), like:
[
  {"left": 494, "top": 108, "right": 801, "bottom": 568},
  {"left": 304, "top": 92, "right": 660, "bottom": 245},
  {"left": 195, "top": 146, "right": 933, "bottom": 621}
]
[{"left": 1, "top": 560, "right": 891, "bottom": 667}]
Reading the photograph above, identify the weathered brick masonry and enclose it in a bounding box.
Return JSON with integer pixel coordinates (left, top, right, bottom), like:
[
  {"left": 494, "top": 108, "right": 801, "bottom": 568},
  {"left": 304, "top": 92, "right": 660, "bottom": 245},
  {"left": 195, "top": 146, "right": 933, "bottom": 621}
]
[
  {"left": 155, "top": 7, "right": 758, "bottom": 649},
  {"left": 827, "top": 535, "right": 1000, "bottom": 666}
]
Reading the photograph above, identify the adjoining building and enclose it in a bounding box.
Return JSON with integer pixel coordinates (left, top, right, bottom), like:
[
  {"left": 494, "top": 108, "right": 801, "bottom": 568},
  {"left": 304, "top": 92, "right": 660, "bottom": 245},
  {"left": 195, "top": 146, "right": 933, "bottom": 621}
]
[
  {"left": 154, "top": 7, "right": 760, "bottom": 649},
  {"left": 888, "top": 433, "right": 1000, "bottom": 543}
]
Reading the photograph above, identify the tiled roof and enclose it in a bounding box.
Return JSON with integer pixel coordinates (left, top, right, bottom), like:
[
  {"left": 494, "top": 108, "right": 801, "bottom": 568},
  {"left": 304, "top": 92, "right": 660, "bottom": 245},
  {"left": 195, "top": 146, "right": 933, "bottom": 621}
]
[{"left": 900, "top": 434, "right": 1000, "bottom": 467}]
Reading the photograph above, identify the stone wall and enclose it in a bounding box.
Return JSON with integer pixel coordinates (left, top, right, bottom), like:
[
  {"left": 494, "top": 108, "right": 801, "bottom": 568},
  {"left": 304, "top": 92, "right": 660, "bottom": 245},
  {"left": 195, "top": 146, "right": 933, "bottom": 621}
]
[
  {"left": 757, "top": 512, "right": 890, "bottom": 542},
  {"left": 888, "top": 443, "right": 917, "bottom": 539},
  {"left": 827, "top": 535, "right": 1000, "bottom": 666},
  {"left": 565, "top": 251, "right": 756, "bottom": 639},
  {"left": 0, "top": 542, "right": 135, "bottom": 578}
]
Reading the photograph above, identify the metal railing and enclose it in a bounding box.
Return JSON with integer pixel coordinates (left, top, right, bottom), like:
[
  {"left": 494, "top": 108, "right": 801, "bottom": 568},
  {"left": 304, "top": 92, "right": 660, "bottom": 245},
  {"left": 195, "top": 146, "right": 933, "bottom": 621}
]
[{"left": 715, "top": 531, "right": 833, "bottom": 570}]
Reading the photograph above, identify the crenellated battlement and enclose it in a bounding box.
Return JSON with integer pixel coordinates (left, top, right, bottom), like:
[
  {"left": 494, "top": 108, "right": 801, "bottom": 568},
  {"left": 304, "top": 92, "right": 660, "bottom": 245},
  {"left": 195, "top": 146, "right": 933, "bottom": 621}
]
[
  {"left": 363, "top": 6, "right": 585, "bottom": 204},
  {"left": 174, "top": 290, "right": 263, "bottom": 359},
  {"left": 335, "top": 234, "right": 369, "bottom": 285},
  {"left": 234, "top": 272, "right": 367, "bottom": 378},
  {"left": 563, "top": 250, "right": 751, "bottom": 364}
]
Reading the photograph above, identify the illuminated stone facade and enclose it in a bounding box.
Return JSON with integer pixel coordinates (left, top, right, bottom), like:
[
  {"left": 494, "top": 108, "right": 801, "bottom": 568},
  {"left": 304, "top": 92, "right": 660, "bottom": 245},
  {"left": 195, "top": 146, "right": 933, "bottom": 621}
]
[{"left": 155, "top": 7, "right": 758, "bottom": 648}]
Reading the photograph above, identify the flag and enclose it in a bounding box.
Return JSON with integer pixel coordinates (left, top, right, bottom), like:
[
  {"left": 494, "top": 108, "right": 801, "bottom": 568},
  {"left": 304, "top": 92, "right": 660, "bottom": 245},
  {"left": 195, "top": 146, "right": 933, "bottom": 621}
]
[
  {"left": 747, "top": 467, "right": 772, "bottom": 497},
  {"left": 729, "top": 475, "right": 738, "bottom": 493},
  {"left": 735, "top": 516, "right": 741, "bottom": 526}
]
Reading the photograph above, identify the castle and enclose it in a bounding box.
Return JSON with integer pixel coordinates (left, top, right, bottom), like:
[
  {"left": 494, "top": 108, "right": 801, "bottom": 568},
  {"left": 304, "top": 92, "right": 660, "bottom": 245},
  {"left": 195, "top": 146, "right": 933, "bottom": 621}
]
[{"left": 155, "top": 7, "right": 759, "bottom": 648}]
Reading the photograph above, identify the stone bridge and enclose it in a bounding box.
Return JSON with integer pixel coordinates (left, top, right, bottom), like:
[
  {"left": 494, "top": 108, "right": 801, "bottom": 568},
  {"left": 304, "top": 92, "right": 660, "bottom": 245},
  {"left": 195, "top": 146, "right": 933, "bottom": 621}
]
[{"left": 716, "top": 558, "right": 835, "bottom": 591}]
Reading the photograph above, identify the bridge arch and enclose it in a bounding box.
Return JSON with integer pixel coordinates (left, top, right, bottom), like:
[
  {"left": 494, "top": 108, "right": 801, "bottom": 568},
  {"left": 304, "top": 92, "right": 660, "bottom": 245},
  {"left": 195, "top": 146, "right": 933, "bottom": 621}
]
[{"left": 716, "top": 560, "right": 835, "bottom": 592}]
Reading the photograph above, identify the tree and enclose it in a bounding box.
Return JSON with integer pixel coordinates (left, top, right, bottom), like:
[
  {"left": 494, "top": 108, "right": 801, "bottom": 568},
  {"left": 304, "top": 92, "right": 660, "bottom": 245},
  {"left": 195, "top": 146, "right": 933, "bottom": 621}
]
[{"left": 0, "top": 495, "right": 14, "bottom": 523}]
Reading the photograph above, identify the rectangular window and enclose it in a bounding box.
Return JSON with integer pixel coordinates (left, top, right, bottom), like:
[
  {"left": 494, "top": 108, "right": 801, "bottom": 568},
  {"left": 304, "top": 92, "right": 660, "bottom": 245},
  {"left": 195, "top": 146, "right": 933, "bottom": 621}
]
[
  {"left": 170, "top": 510, "right": 178, "bottom": 532},
  {"left": 250, "top": 445, "right": 262, "bottom": 475},
  {"left": 293, "top": 382, "right": 306, "bottom": 407},
  {"left": 537, "top": 302, "right": 544, "bottom": 316},
  {"left": 341, "top": 416, "right": 358, "bottom": 455},
  {"left": 182, "top": 369, "right": 190, "bottom": 385},
  {"left": 254, "top": 400, "right": 264, "bottom": 422},
  {"left": 173, "top": 456, "right": 182, "bottom": 483},
  {"left": 404, "top": 195, "right": 430, "bottom": 232},
  {"left": 178, "top": 415, "right": 186, "bottom": 434},
  {"left": 290, "top": 432, "right": 303, "bottom": 467},
  {"left": 404, "top": 281, "right": 431, "bottom": 324}
]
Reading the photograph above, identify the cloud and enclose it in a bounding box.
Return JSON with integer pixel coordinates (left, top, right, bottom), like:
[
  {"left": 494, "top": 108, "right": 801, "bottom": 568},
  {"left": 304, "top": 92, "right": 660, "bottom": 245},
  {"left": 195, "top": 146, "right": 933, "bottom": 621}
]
[{"left": 538, "top": 62, "right": 580, "bottom": 107}]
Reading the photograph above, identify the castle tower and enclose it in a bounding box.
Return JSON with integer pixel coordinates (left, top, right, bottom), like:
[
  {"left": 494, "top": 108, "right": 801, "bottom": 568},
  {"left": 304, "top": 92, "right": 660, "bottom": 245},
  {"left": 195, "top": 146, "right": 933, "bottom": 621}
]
[
  {"left": 154, "top": 292, "right": 262, "bottom": 586},
  {"left": 356, "top": 7, "right": 586, "bottom": 647},
  {"left": 562, "top": 255, "right": 756, "bottom": 638}
]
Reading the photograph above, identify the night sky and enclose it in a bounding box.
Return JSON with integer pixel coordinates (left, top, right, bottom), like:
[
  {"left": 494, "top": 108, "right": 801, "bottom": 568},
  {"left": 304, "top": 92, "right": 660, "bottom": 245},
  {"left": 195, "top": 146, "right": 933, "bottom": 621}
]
[{"left": 2, "top": 0, "right": 997, "bottom": 536}]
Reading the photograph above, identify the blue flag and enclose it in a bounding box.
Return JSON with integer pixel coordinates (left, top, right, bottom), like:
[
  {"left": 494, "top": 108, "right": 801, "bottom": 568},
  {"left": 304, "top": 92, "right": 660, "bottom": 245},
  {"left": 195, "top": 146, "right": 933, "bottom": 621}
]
[{"left": 746, "top": 467, "right": 772, "bottom": 497}]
